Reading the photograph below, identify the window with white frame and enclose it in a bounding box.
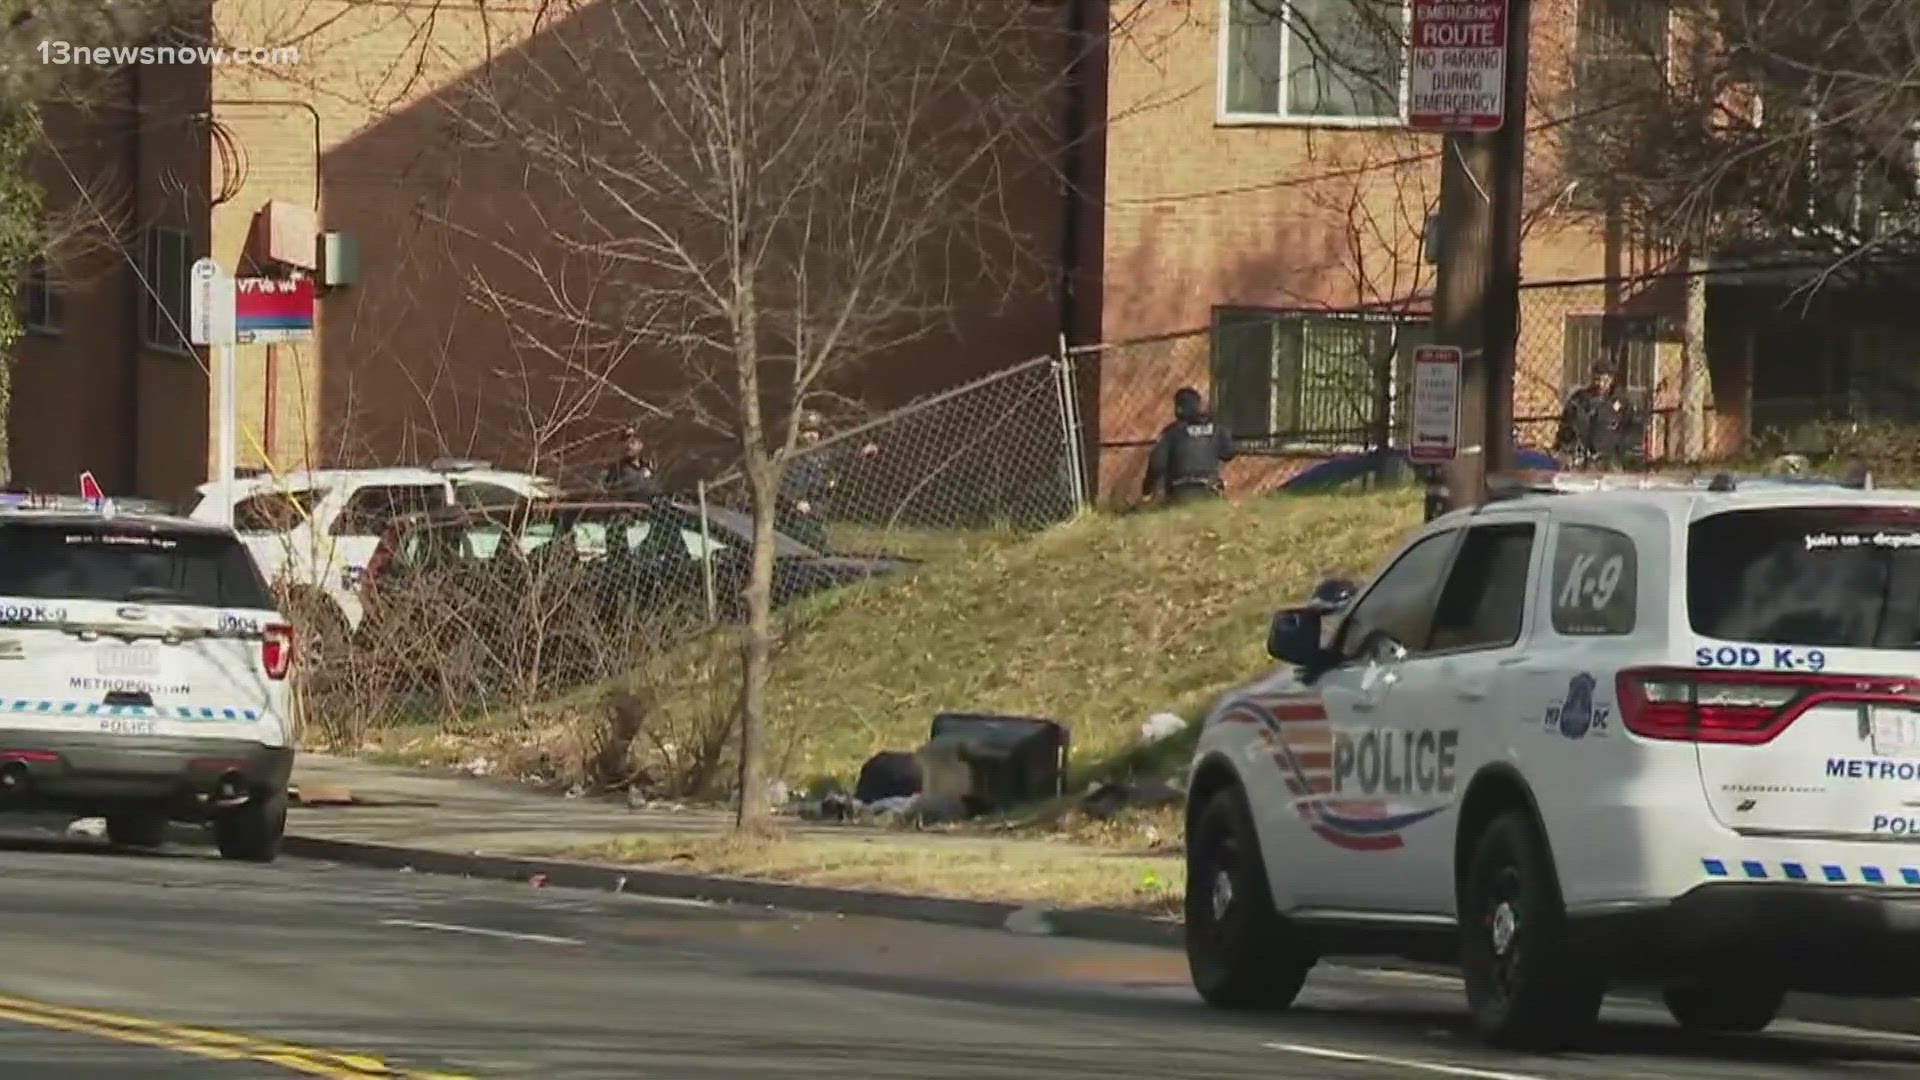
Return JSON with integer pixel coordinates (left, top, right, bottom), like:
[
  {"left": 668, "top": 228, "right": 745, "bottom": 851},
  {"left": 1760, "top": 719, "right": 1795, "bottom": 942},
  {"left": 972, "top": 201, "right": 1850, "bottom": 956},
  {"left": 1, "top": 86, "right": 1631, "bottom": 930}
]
[
  {"left": 1211, "top": 308, "right": 1433, "bottom": 450},
  {"left": 19, "top": 258, "right": 62, "bottom": 334},
  {"left": 1220, "top": 0, "right": 1406, "bottom": 124},
  {"left": 141, "top": 227, "right": 192, "bottom": 353}
]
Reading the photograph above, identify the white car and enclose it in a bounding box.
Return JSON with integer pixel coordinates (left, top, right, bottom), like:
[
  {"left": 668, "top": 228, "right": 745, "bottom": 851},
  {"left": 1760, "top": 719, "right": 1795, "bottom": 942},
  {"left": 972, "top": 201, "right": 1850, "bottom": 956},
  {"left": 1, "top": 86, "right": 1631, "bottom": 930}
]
[
  {"left": 0, "top": 495, "right": 294, "bottom": 860},
  {"left": 1184, "top": 470, "right": 1920, "bottom": 1049},
  {"left": 185, "top": 462, "right": 558, "bottom": 660}
]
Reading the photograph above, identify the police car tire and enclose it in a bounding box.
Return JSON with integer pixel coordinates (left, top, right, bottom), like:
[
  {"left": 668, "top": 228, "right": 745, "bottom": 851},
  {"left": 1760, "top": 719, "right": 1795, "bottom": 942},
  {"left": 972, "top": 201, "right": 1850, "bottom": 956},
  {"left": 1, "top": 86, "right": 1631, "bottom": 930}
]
[
  {"left": 1661, "top": 977, "right": 1783, "bottom": 1035},
  {"left": 1460, "top": 810, "right": 1607, "bottom": 1049},
  {"left": 1185, "top": 785, "right": 1314, "bottom": 1011},
  {"left": 214, "top": 790, "right": 287, "bottom": 864},
  {"left": 104, "top": 812, "right": 168, "bottom": 849}
]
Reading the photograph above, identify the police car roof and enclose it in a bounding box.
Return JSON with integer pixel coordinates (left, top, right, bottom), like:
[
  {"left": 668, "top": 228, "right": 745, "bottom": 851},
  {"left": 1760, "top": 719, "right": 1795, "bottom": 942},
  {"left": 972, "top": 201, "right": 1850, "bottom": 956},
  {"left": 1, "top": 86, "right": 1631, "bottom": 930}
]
[
  {"left": 0, "top": 497, "right": 230, "bottom": 535},
  {"left": 1435, "top": 470, "right": 1920, "bottom": 523}
]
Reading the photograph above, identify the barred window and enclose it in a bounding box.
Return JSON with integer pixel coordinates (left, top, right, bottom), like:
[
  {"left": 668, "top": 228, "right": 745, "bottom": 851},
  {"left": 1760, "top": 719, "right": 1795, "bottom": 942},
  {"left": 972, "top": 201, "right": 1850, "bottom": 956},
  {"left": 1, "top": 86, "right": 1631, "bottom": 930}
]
[
  {"left": 1211, "top": 309, "right": 1432, "bottom": 450},
  {"left": 1562, "top": 314, "right": 1656, "bottom": 393}
]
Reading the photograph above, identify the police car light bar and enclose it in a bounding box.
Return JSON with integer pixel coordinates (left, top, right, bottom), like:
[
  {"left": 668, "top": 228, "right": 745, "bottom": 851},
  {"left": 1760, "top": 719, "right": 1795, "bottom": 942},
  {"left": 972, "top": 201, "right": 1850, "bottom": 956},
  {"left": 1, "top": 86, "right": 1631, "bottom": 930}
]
[{"left": 1490, "top": 467, "right": 1881, "bottom": 500}]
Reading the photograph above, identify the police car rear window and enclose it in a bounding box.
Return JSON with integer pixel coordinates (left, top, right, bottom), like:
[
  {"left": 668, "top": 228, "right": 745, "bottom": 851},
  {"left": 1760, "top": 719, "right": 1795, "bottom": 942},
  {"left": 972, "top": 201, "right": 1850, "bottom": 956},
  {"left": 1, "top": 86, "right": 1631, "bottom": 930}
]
[
  {"left": 0, "top": 524, "right": 275, "bottom": 610},
  {"left": 1688, "top": 506, "right": 1920, "bottom": 649}
]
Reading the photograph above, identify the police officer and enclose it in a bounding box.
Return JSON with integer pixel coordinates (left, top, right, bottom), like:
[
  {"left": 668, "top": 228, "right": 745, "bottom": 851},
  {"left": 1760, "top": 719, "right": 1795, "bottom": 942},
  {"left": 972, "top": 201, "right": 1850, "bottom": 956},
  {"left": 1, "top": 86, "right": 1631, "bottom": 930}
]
[
  {"left": 1555, "top": 364, "right": 1641, "bottom": 468},
  {"left": 777, "top": 411, "right": 878, "bottom": 549},
  {"left": 602, "top": 425, "right": 660, "bottom": 498},
  {"left": 1142, "top": 387, "right": 1237, "bottom": 505}
]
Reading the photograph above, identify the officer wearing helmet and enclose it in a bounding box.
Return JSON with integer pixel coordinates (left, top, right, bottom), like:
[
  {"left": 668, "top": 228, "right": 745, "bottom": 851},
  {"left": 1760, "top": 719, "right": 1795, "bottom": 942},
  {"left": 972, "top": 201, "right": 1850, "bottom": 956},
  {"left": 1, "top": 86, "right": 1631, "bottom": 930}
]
[
  {"left": 602, "top": 425, "right": 660, "bottom": 498},
  {"left": 1142, "top": 387, "right": 1238, "bottom": 505},
  {"left": 778, "top": 410, "right": 878, "bottom": 549}
]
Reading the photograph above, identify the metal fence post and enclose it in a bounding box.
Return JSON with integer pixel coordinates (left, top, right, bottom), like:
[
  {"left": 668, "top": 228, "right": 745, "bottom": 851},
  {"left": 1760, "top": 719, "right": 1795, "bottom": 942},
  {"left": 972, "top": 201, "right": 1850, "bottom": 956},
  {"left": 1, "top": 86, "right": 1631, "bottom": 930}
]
[
  {"left": 1053, "top": 338, "right": 1089, "bottom": 513},
  {"left": 696, "top": 480, "right": 718, "bottom": 623}
]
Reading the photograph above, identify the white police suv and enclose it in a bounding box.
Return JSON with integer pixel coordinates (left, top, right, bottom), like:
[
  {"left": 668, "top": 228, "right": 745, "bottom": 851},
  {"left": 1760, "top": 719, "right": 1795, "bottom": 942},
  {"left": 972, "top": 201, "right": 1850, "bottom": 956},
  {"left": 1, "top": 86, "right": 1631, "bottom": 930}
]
[
  {"left": 1185, "top": 470, "right": 1920, "bottom": 1048},
  {"left": 0, "top": 495, "right": 294, "bottom": 861}
]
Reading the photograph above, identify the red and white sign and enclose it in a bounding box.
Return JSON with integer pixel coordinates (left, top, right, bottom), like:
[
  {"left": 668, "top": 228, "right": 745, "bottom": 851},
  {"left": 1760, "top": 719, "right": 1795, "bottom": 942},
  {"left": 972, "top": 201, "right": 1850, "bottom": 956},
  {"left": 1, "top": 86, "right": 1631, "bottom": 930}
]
[
  {"left": 78, "top": 471, "right": 103, "bottom": 501},
  {"left": 234, "top": 275, "right": 315, "bottom": 345},
  {"left": 1408, "top": 0, "right": 1509, "bottom": 133},
  {"left": 1409, "top": 345, "right": 1462, "bottom": 463}
]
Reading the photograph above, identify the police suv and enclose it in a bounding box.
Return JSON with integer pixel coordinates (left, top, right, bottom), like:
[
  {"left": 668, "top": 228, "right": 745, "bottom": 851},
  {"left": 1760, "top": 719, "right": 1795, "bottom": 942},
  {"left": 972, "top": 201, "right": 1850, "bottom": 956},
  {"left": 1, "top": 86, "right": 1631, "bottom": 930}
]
[
  {"left": 1185, "top": 470, "right": 1920, "bottom": 1049},
  {"left": 0, "top": 495, "right": 294, "bottom": 861}
]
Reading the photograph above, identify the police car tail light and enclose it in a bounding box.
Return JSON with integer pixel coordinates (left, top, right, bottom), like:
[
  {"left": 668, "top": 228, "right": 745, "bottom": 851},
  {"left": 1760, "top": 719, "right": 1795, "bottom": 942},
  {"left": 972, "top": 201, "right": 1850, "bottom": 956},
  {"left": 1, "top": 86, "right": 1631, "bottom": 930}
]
[
  {"left": 1616, "top": 669, "right": 1805, "bottom": 744},
  {"left": 261, "top": 623, "right": 294, "bottom": 681}
]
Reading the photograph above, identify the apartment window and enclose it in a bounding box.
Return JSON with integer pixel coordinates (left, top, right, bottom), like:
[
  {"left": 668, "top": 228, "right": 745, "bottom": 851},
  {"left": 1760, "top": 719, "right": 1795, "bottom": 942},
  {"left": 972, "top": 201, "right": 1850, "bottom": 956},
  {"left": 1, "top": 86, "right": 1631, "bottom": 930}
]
[
  {"left": 1572, "top": 0, "right": 1670, "bottom": 117},
  {"left": 1220, "top": 0, "right": 1406, "bottom": 124},
  {"left": 1563, "top": 314, "right": 1656, "bottom": 393},
  {"left": 19, "top": 259, "right": 62, "bottom": 334},
  {"left": 1212, "top": 309, "right": 1432, "bottom": 450},
  {"left": 141, "top": 227, "right": 192, "bottom": 353}
]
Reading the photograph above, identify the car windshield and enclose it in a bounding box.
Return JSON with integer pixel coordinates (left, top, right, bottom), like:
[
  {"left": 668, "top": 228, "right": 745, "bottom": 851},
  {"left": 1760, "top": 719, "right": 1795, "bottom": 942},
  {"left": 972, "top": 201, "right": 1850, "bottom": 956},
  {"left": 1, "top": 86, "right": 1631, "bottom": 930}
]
[
  {"left": 1688, "top": 505, "right": 1920, "bottom": 649},
  {"left": 0, "top": 522, "right": 276, "bottom": 608}
]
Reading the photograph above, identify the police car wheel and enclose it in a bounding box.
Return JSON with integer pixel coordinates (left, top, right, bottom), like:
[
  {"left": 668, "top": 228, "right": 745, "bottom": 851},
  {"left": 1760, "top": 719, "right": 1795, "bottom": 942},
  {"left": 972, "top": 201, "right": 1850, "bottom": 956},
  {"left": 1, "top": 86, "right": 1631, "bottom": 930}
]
[
  {"left": 1661, "top": 976, "right": 1783, "bottom": 1035},
  {"left": 1460, "top": 810, "right": 1606, "bottom": 1049},
  {"left": 104, "top": 812, "right": 168, "bottom": 849},
  {"left": 1184, "top": 785, "right": 1314, "bottom": 1010},
  {"left": 214, "top": 790, "right": 287, "bottom": 864}
]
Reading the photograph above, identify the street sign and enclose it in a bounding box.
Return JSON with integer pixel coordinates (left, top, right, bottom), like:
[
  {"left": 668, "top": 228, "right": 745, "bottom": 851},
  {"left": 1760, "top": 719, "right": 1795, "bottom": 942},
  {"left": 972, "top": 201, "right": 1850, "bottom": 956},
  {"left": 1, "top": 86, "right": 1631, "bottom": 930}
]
[
  {"left": 188, "top": 257, "right": 235, "bottom": 346},
  {"left": 1408, "top": 0, "right": 1509, "bottom": 133},
  {"left": 234, "top": 276, "right": 315, "bottom": 344},
  {"left": 1409, "top": 345, "right": 1462, "bottom": 463}
]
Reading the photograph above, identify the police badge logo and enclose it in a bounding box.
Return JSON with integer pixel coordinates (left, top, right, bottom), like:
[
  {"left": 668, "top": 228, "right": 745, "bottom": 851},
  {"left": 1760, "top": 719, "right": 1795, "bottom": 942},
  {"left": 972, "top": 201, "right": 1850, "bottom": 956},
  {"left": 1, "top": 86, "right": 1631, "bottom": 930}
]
[{"left": 1546, "top": 673, "right": 1609, "bottom": 740}]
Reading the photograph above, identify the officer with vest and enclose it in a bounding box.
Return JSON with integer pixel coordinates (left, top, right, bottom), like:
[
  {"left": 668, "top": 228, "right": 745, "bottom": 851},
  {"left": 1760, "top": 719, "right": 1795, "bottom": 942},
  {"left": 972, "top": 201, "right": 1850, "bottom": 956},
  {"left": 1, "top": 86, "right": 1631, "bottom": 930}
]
[{"left": 1142, "top": 387, "right": 1238, "bottom": 505}]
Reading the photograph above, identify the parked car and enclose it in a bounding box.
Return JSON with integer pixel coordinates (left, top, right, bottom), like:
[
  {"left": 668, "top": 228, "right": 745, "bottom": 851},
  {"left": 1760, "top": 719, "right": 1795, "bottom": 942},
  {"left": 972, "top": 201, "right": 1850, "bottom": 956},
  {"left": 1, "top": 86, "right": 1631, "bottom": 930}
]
[
  {"left": 184, "top": 462, "right": 560, "bottom": 666},
  {"left": 353, "top": 499, "right": 911, "bottom": 694}
]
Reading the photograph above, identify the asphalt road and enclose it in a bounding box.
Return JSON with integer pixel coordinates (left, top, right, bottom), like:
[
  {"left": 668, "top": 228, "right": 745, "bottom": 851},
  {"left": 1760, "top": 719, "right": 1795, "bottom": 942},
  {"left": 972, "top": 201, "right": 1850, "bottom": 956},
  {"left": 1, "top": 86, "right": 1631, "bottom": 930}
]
[{"left": 0, "top": 830, "right": 1917, "bottom": 1078}]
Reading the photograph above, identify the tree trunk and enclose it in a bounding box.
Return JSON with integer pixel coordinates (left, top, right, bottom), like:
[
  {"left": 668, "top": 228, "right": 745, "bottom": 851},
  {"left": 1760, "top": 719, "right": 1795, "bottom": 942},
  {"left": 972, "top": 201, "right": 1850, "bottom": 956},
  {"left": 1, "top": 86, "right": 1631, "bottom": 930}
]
[{"left": 734, "top": 462, "right": 778, "bottom": 830}]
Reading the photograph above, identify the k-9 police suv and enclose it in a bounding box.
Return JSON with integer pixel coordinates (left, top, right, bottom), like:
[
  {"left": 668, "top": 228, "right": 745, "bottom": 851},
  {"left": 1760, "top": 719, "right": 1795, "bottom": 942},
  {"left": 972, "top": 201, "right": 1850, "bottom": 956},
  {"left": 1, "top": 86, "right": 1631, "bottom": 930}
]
[
  {"left": 1185, "top": 470, "right": 1920, "bottom": 1048},
  {"left": 0, "top": 495, "right": 294, "bottom": 861}
]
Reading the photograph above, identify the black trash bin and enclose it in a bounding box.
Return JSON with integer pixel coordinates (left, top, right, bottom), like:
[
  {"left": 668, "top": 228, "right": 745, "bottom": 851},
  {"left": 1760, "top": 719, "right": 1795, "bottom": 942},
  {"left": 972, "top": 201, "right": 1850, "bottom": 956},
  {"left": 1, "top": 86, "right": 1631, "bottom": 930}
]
[{"left": 927, "top": 713, "right": 1069, "bottom": 814}]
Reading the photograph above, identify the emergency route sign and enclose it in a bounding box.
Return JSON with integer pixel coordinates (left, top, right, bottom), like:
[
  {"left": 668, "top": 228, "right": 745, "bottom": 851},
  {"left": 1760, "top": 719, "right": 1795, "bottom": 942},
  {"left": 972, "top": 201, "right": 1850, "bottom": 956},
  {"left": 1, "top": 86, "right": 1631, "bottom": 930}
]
[
  {"left": 1408, "top": 0, "right": 1509, "bottom": 133},
  {"left": 1409, "top": 345, "right": 1462, "bottom": 464}
]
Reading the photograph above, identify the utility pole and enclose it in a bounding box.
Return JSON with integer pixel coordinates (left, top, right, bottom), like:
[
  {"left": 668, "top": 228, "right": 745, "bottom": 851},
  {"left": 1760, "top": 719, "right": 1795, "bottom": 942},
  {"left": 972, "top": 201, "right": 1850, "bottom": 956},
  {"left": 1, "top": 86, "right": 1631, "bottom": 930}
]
[{"left": 1433, "top": 0, "right": 1532, "bottom": 511}]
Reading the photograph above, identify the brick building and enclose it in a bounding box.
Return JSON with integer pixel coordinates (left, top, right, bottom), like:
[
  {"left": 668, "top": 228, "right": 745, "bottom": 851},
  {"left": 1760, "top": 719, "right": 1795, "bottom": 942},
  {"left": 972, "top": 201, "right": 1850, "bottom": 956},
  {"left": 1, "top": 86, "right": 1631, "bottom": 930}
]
[
  {"left": 17, "top": 0, "right": 1891, "bottom": 502},
  {"left": 1088, "top": 0, "right": 1733, "bottom": 499},
  {"left": 11, "top": 0, "right": 1081, "bottom": 499}
]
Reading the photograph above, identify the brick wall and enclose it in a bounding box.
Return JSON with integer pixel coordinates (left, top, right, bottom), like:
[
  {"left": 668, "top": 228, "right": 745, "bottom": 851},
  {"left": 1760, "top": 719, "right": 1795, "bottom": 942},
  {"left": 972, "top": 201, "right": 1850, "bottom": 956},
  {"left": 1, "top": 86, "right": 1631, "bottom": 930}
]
[
  {"left": 1092, "top": 0, "right": 1697, "bottom": 500},
  {"left": 205, "top": 0, "right": 1070, "bottom": 483}
]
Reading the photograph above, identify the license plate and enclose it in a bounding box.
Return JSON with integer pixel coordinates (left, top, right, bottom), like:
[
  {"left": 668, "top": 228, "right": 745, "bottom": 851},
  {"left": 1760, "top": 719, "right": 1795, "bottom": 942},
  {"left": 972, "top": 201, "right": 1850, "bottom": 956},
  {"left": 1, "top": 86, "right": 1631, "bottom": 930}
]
[
  {"left": 95, "top": 646, "right": 158, "bottom": 679},
  {"left": 1870, "top": 707, "right": 1920, "bottom": 758}
]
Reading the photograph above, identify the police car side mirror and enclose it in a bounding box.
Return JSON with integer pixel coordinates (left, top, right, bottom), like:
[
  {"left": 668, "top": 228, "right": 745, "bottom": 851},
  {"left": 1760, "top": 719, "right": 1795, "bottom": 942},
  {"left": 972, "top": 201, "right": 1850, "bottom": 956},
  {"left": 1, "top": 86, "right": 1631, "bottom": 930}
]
[{"left": 1267, "top": 607, "right": 1328, "bottom": 668}]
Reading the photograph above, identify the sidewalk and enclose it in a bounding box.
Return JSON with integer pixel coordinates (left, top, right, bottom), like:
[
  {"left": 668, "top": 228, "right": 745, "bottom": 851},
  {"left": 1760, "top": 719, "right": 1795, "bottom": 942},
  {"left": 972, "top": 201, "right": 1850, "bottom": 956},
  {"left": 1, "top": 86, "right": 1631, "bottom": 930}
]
[{"left": 286, "top": 753, "right": 1183, "bottom": 916}]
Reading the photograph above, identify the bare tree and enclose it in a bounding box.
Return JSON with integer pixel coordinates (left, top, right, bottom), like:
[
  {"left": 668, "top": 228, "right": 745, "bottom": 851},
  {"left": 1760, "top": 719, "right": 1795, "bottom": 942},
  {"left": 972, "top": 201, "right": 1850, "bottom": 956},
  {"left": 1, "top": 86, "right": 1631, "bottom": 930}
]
[
  {"left": 1549, "top": 0, "right": 1920, "bottom": 274},
  {"left": 439, "top": 0, "right": 1125, "bottom": 827}
]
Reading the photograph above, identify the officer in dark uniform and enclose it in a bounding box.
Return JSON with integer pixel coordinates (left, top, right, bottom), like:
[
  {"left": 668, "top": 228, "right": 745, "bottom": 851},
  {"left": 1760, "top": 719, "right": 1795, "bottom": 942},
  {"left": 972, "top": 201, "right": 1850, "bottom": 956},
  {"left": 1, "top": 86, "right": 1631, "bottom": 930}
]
[
  {"left": 1555, "top": 364, "right": 1642, "bottom": 468},
  {"left": 601, "top": 426, "right": 660, "bottom": 498},
  {"left": 1142, "top": 387, "right": 1237, "bottom": 505}
]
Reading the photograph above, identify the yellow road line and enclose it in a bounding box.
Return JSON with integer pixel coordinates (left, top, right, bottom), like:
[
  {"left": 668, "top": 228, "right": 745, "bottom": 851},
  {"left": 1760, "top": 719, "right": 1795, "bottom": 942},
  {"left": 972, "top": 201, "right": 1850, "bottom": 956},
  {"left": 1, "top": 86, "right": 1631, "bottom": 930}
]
[{"left": 0, "top": 993, "right": 470, "bottom": 1078}]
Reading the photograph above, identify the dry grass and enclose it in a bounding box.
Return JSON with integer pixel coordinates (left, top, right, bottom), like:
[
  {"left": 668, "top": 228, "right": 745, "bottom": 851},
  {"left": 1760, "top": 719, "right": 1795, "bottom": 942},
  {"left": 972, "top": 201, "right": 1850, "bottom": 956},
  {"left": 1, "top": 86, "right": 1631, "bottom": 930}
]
[
  {"left": 706, "top": 490, "right": 1421, "bottom": 787},
  {"left": 563, "top": 829, "right": 1184, "bottom": 915},
  {"left": 368, "top": 490, "right": 1421, "bottom": 795}
]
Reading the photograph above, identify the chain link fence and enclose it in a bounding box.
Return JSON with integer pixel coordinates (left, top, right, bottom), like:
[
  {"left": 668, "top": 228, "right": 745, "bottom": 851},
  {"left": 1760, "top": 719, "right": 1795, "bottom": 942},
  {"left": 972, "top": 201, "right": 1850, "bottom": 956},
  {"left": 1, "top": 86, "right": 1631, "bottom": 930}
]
[
  {"left": 702, "top": 352, "right": 1090, "bottom": 558},
  {"left": 286, "top": 352, "right": 1095, "bottom": 781}
]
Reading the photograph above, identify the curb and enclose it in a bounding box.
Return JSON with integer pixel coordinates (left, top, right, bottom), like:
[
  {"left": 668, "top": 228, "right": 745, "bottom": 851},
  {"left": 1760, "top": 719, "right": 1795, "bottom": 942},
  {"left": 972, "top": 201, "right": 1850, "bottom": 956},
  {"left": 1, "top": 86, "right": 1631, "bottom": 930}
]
[
  {"left": 281, "top": 834, "right": 1184, "bottom": 949},
  {"left": 279, "top": 834, "right": 1920, "bottom": 1037}
]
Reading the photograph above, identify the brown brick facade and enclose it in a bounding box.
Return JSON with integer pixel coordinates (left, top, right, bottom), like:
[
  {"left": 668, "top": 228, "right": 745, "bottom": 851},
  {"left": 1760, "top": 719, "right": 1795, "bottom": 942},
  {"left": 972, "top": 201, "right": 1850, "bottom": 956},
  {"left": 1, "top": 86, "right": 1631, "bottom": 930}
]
[{"left": 18, "top": 0, "right": 1075, "bottom": 499}]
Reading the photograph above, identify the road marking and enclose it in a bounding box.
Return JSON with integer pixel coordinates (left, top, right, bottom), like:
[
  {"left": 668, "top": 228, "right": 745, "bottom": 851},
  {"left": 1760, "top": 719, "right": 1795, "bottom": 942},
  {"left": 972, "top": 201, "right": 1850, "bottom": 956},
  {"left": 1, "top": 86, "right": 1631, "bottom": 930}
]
[
  {"left": 0, "top": 991, "right": 467, "bottom": 1078},
  {"left": 380, "top": 918, "right": 584, "bottom": 946},
  {"left": 1265, "top": 1042, "right": 1549, "bottom": 1080}
]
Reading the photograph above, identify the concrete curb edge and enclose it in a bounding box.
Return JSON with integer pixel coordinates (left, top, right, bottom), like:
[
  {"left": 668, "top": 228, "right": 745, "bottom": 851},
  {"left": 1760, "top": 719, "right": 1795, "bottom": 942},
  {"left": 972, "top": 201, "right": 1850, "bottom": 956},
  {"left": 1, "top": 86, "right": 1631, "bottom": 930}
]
[
  {"left": 282, "top": 834, "right": 1185, "bottom": 949},
  {"left": 279, "top": 833, "right": 1920, "bottom": 1037}
]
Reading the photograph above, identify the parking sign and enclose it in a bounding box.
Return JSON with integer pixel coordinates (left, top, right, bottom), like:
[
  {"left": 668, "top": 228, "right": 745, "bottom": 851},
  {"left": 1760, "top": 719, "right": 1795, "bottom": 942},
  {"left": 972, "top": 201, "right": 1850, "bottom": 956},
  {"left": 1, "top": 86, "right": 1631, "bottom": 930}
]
[{"left": 1410, "top": 346, "right": 1462, "bottom": 463}]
